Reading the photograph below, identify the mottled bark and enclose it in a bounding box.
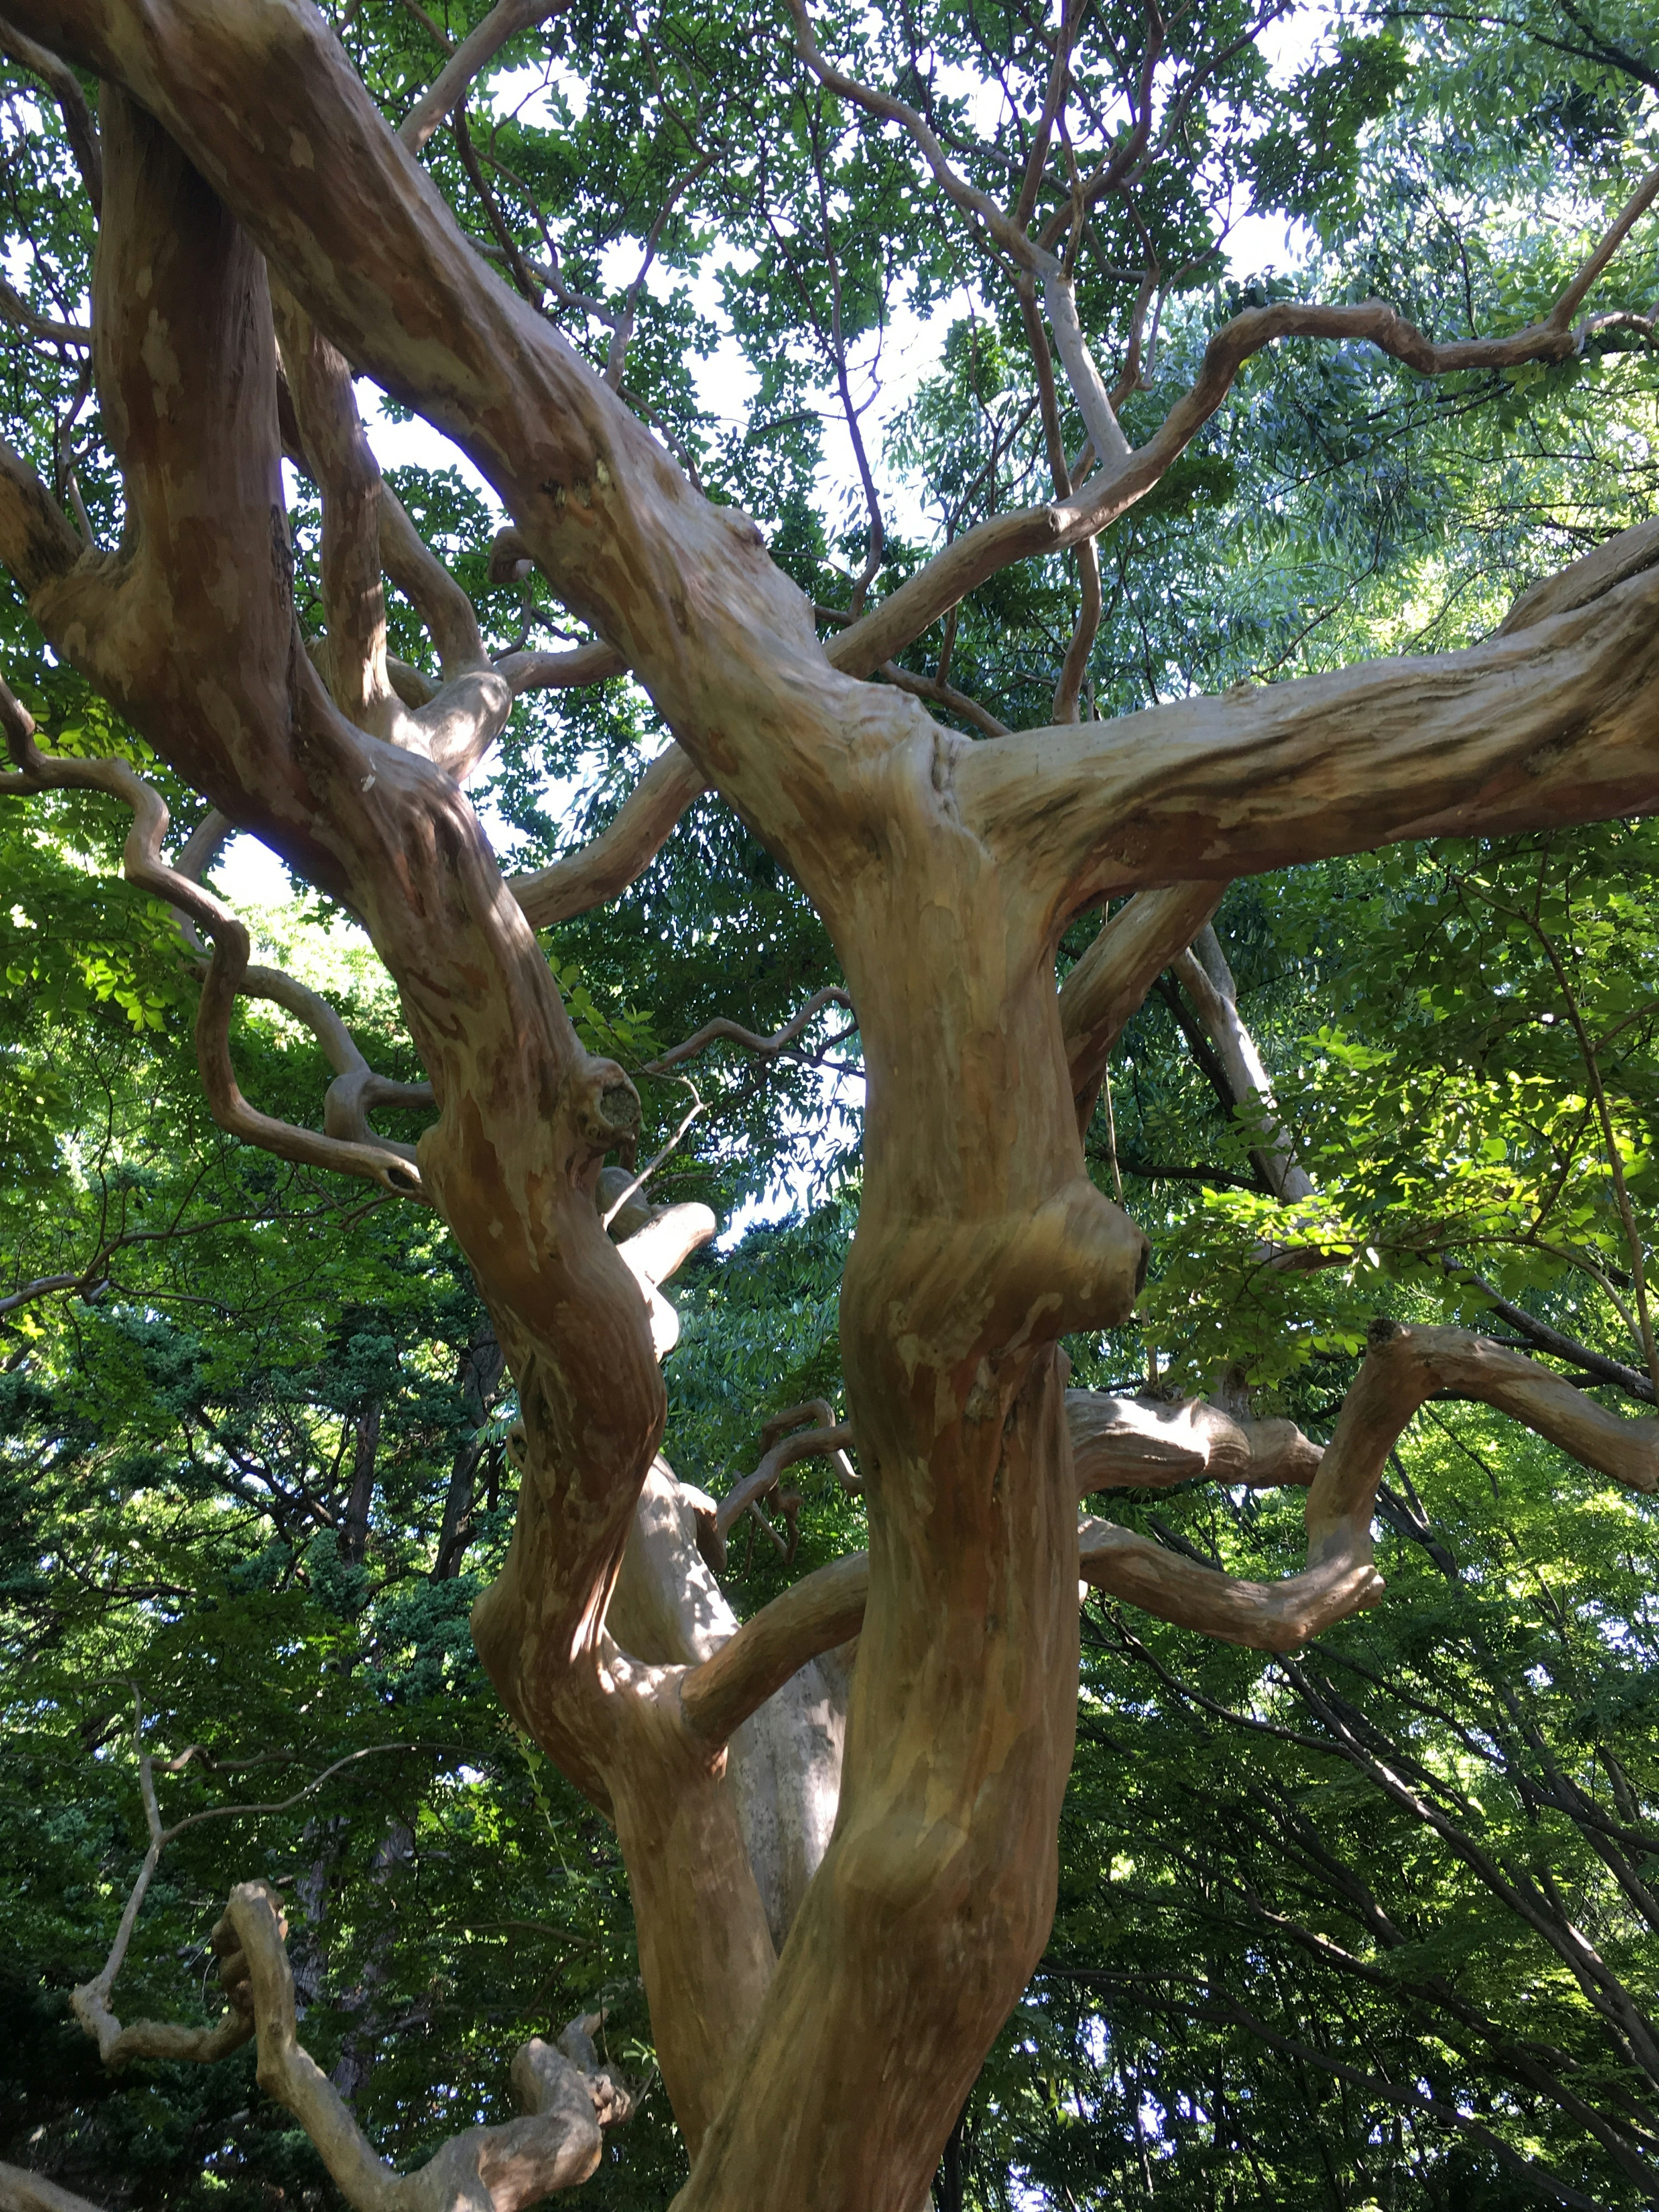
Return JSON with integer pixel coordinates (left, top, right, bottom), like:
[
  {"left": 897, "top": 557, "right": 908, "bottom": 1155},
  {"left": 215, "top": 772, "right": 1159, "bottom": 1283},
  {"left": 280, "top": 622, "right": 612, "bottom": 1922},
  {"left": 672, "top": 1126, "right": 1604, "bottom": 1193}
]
[{"left": 3, "top": 12, "right": 1658, "bottom": 2206}]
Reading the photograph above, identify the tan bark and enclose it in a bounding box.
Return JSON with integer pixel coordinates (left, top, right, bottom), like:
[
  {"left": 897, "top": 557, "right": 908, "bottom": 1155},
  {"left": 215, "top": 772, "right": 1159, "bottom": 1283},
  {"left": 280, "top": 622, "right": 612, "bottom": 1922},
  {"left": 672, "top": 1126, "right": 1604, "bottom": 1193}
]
[
  {"left": 1060, "top": 883, "right": 1223, "bottom": 1132},
  {"left": 0, "top": 2168, "right": 111, "bottom": 2212},
  {"left": 4, "top": 12, "right": 1659, "bottom": 2207}
]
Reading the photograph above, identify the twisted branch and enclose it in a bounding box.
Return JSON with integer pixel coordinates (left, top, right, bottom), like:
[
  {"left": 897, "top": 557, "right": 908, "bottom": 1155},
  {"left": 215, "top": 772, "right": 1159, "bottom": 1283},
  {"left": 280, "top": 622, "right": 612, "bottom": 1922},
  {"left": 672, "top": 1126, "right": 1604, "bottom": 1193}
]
[
  {"left": 712, "top": 1400, "right": 860, "bottom": 1564},
  {"left": 226, "top": 1881, "right": 628, "bottom": 2209},
  {"left": 681, "top": 1325, "right": 1659, "bottom": 1738},
  {"left": 644, "top": 986, "right": 855, "bottom": 1076},
  {"left": 0, "top": 684, "right": 427, "bottom": 1198}
]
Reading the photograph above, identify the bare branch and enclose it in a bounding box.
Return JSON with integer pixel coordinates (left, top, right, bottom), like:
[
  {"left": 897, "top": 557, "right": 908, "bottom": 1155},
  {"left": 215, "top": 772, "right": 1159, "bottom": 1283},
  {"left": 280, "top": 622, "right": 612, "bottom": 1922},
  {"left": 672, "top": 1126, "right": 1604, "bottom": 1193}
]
[
  {"left": 1546, "top": 162, "right": 1659, "bottom": 330},
  {"left": 0, "top": 276, "right": 90, "bottom": 347},
  {"left": 1067, "top": 1389, "right": 1321, "bottom": 1494},
  {"left": 378, "top": 480, "right": 487, "bottom": 677},
  {"left": 399, "top": 0, "right": 567, "bottom": 156},
  {"left": 0, "top": 686, "right": 427, "bottom": 1198},
  {"left": 509, "top": 745, "right": 707, "bottom": 929},
  {"left": 878, "top": 659, "right": 1009, "bottom": 738},
  {"left": 0, "top": 18, "right": 102, "bottom": 207},
  {"left": 0, "top": 2164, "right": 112, "bottom": 2212},
  {"left": 643, "top": 985, "right": 854, "bottom": 1075},
  {"left": 1050, "top": 533, "right": 1101, "bottom": 723},
  {"left": 1172, "top": 928, "right": 1312, "bottom": 1200},
  {"left": 958, "top": 524, "right": 1659, "bottom": 910},
  {"left": 1500, "top": 513, "right": 1659, "bottom": 636},
  {"left": 831, "top": 200, "right": 1659, "bottom": 679},
  {"left": 681, "top": 1551, "right": 869, "bottom": 1745},
  {"left": 1081, "top": 1323, "right": 1658, "bottom": 1651},
  {"left": 1059, "top": 884, "right": 1222, "bottom": 1132},
  {"left": 0, "top": 431, "right": 85, "bottom": 594},
  {"left": 273, "top": 282, "right": 398, "bottom": 737},
  {"left": 714, "top": 1405, "right": 859, "bottom": 1543},
  {"left": 496, "top": 640, "right": 628, "bottom": 693}
]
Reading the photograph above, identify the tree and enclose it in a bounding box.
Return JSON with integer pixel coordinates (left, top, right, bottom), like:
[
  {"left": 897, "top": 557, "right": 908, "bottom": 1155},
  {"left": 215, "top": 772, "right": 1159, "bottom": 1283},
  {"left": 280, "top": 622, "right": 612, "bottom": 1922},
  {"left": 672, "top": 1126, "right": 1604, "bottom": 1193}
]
[{"left": 0, "top": 0, "right": 1656, "bottom": 2204}]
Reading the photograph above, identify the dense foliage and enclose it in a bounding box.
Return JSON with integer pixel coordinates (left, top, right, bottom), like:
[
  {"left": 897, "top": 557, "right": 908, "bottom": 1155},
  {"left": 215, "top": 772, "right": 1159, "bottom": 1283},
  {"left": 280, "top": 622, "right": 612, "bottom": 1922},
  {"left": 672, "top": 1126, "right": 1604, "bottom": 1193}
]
[{"left": 1, "top": 0, "right": 1656, "bottom": 2203}]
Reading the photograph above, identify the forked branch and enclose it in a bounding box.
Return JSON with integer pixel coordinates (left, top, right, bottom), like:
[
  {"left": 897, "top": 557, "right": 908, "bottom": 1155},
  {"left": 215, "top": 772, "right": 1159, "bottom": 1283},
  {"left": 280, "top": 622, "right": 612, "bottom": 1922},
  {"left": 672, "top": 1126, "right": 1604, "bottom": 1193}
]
[
  {"left": 227, "top": 1882, "right": 628, "bottom": 2210},
  {"left": 830, "top": 165, "right": 1659, "bottom": 677},
  {"left": 398, "top": 0, "right": 567, "bottom": 155},
  {"left": 1081, "top": 1322, "right": 1657, "bottom": 1649}
]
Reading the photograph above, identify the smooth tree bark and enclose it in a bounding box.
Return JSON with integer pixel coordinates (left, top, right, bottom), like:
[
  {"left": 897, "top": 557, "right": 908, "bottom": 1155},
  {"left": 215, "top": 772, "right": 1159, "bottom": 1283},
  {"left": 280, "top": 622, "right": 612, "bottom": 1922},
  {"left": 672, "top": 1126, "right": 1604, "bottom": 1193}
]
[{"left": 1, "top": 6, "right": 1658, "bottom": 2205}]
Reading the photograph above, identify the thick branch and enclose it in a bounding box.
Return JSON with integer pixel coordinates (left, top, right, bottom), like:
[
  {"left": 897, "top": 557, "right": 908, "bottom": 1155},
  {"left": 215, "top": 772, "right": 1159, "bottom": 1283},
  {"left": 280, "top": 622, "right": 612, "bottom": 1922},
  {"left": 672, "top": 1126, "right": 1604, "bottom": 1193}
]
[
  {"left": 958, "top": 521, "right": 1659, "bottom": 911},
  {"left": 680, "top": 1551, "right": 869, "bottom": 1745},
  {"left": 0, "top": 434, "right": 84, "bottom": 593},
  {"left": 273, "top": 283, "right": 397, "bottom": 737},
  {"left": 509, "top": 745, "right": 707, "bottom": 929},
  {"left": 1067, "top": 1389, "right": 1321, "bottom": 1494},
  {"left": 0, "top": 2168, "right": 111, "bottom": 2212}
]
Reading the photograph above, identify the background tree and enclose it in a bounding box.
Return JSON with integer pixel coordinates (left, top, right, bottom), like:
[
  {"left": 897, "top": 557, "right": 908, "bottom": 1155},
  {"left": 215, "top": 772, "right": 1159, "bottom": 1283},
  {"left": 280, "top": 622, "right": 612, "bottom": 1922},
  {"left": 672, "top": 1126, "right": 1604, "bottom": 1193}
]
[{"left": 0, "top": 0, "right": 1657, "bottom": 2205}]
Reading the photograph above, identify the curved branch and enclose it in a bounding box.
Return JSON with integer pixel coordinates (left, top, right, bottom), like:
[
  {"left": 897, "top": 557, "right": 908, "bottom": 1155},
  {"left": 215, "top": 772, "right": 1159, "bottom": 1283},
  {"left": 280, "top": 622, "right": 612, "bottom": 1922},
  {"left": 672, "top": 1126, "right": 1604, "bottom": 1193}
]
[
  {"left": 680, "top": 1551, "right": 869, "bottom": 1745},
  {"left": 226, "top": 1881, "right": 628, "bottom": 2210},
  {"left": 682, "top": 1326, "right": 1656, "bottom": 1739},
  {"left": 714, "top": 1410, "right": 858, "bottom": 1541},
  {"left": 0, "top": 277, "right": 90, "bottom": 348},
  {"left": 398, "top": 0, "right": 567, "bottom": 155},
  {"left": 0, "top": 2167, "right": 111, "bottom": 2212},
  {"left": 0, "top": 686, "right": 426, "bottom": 1198},
  {"left": 878, "top": 659, "right": 1009, "bottom": 738},
  {"left": 0, "top": 18, "right": 102, "bottom": 208},
  {"left": 1059, "top": 883, "right": 1222, "bottom": 1131},
  {"left": 643, "top": 985, "right": 854, "bottom": 1075},
  {"left": 1081, "top": 1322, "right": 1658, "bottom": 1650},
  {"left": 273, "top": 282, "right": 398, "bottom": 737},
  {"left": 830, "top": 191, "right": 1659, "bottom": 679},
  {"left": 510, "top": 746, "right": 707, "bottom": 929},
  {"left": 378, "top": 480, "right": 487, "bottom": 678}
]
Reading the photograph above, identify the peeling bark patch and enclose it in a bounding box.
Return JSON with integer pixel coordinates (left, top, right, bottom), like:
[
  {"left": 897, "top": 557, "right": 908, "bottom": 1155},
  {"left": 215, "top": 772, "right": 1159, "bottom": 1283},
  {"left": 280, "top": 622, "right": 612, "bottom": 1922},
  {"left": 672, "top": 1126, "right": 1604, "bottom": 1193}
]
[
  {"left": 288, "top": 129, "right": 315, "bottom": 169},
  {"left": 141, "top": 313, "right": 181, "bottom": 406}
]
